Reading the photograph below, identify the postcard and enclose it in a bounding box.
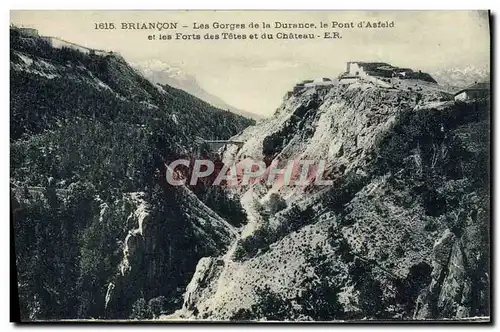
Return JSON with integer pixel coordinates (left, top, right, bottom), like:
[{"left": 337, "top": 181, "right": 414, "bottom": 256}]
[{"left": 10, "top": 10, "right": 491, "bottom": 322}]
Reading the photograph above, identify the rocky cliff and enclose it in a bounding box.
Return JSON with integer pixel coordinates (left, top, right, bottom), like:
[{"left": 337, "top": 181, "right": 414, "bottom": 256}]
[
  {"left": 167, "top": 80, "right": 490, "bottom": 321},
  {"left": 10, "top": 27, "right": 251, "bottom": 320},
  {"left": 10, "top": 27, "right": 489, "bottom": 322}
]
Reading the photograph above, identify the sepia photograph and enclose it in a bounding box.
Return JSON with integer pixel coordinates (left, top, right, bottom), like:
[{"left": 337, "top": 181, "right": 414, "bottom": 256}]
[{"left": 9, "top": 9, "right": 491, "bottom": 323}]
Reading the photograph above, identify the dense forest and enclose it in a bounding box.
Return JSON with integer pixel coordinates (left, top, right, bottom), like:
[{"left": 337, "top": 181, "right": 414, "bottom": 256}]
[{"left": 10, "top": 27, "right": 253, "bottom": 320}]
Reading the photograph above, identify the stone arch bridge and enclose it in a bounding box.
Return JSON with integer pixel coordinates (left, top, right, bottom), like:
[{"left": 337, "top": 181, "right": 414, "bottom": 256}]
[{"left": 195, "top": 137, "right": 245, "bottom": 151}]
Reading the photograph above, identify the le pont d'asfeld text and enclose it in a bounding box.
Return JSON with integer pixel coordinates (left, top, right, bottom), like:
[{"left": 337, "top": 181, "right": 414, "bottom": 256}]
[
  {"left": 110, "top": 21, "right": 395, "bottom": 30},
  {"left": 95, "top": 20, "right": 395, "bottom": 41}
]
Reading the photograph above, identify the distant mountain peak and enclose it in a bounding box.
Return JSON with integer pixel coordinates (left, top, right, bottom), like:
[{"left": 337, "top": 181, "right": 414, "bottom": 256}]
[
  {"left": 133, "top": 60, "right": 193, "bottom": 82},
  {"left": 132, "top": 60, "right": 262, "bottom": 120},
  {"left": 430, "top": 65, "right": 490, "bottom": 90}
]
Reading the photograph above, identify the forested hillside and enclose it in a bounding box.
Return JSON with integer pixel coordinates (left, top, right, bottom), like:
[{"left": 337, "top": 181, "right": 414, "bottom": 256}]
[{"left": 10, "top": 27, "right": 253, "bottom": 320}]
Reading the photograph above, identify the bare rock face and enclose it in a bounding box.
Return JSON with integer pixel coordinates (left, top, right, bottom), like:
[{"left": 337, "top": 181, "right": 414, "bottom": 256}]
[
  {"left": 438, "top": 240, "right": 469, "bottom": 317},
  {"left": 104, "top": 188, "right": 237, "bottom": 318},
  {"left": 10, "top": 28, "right": 250, "bottom": 320},
  {"left": 433, "top": 229, "right": 455, "bottom": 265},
  {"left": 168, "top": 81, "right": 489, "bottom": 321},
  {"left": 415, "top": 227, "right": 487, "bottom": 320},
  {"left": 182, "top": 257, "right": 226, "bottom": 314}
]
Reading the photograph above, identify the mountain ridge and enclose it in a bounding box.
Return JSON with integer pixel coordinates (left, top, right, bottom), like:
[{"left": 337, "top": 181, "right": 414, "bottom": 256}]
[
  {"left": 133, "top": 60, "right": 262, "bottom": 120},
  {"left": 10, "top": 26, "right": 490, "bottom": 322},
  {"left": 429, "top": 65, "right": 490, "bottom": 92},
  {"left": 10, "top": 27, "right": 252, "bottom": 320},
  {"left": 167, "top": 77, "right": 490, "bottom": 321}
]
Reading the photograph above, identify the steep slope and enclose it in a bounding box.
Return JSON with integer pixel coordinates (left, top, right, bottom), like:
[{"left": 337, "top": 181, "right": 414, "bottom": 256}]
[
  {"left": 169, "top": 80, "right": 490, "bottom": 321},
  {"left": 134, "top": 60, "right": 262, "bottom": 120},
  {"left": 10, "top": 28, "right": 251, "bottom": 320}
]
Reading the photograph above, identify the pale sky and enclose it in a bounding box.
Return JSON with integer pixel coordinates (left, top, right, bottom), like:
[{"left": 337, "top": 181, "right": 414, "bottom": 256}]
[{"left": 11, "top": 10, "right": 490, "bottom": 116}]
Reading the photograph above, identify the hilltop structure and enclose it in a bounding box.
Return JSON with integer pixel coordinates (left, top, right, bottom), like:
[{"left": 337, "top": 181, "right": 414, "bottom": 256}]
[
  {"left": 11, "top": 25, "right": 117, "bottom": 57},
  {"left": 288, "top": 61, "right": 440, "bottom": 97},
  {"left": 16, "top": 27, "right": 39, "bottom": 37},
  {"left": 288, "top": 77, "right": 335, "bottom": 96},
  {"left": 342, "top": 61, "right": 437, "bottom": 83},
  {"left": 454, "top": 82, "right": 490, "bottom": 101}
]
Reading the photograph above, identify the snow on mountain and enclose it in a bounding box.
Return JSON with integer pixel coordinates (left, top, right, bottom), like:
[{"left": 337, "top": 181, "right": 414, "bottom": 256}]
[
  {"left": 430, "top": 65, "right": 490, "bottom": 91},
  {"left": 133, "top": 60, "right": 261, "bottom": 120}
]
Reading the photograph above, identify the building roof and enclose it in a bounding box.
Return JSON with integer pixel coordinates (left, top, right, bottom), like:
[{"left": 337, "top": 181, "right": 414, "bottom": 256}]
[
  {"left": 454, "top": 82, "right": 490, "bottom": 96},
  {"left": 348, "top": 61, "right": 391, "bottom": 66},
  {"left": 339, "top": 75, "right": 359, "bottom": 79},
  {"left": 394, "top": 67, "right": 414, "bottom": 73},
  {"left": 345, "top": 61, "right": 437, "bottom": 83},
  {"left": 349, "top": 62, "right": 392, "bottom": 71},
  {"left": 376, "top": 65, "right": 397, "bottom": 71}
]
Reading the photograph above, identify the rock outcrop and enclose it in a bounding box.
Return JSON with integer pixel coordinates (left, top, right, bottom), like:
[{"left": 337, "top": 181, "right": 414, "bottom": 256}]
[
  {"left": 167, "top": 80, "right": 490, "bottom": 321},
  {"left": 10, "top": 27, "right": 249, "bottom": 320}
]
